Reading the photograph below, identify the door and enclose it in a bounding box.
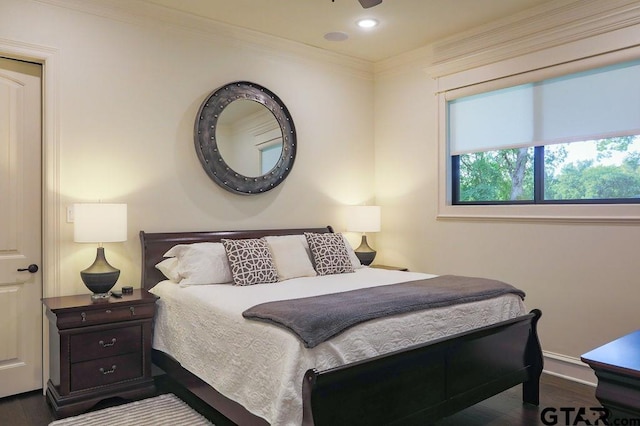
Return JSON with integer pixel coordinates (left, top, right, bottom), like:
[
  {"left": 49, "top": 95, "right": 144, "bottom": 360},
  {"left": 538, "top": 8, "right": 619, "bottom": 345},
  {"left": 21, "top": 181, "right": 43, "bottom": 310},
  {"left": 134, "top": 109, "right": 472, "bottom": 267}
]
[{"left": 0, "top": 57, "right": 42, "bottom": 397}]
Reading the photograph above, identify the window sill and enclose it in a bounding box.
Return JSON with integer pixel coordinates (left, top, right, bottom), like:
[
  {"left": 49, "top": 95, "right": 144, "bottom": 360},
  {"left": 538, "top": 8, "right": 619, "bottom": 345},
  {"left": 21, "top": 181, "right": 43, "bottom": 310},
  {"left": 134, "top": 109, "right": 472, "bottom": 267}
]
[{"left": 436, "top": 203, "right": 640, "bottom": 224}]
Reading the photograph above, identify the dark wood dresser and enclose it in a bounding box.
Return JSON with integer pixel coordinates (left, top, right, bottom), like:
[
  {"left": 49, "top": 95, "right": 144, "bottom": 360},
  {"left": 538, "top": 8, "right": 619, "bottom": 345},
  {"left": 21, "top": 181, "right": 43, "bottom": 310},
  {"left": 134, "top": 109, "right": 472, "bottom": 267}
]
[
  {"left": 42, "top": 289, "right": 159, "bottom": 418},
  {"left": 581, "top": 330, "right": 640, "bottom": 422}
]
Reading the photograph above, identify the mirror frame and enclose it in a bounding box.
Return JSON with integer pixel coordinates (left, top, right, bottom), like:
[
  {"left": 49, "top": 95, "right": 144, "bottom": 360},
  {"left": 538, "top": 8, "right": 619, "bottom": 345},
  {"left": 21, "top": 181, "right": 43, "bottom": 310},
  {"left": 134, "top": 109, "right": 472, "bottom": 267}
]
[{"left": 194, "top": 81, "right": 296, "bottom": 195}]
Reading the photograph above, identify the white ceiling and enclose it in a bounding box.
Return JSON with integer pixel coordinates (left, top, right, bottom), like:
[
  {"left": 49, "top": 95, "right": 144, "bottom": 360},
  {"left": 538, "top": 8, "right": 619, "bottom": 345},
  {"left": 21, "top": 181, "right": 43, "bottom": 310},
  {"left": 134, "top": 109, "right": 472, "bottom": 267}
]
[{"left": 142, "top": 0, "right": 554, "bottom": 62}]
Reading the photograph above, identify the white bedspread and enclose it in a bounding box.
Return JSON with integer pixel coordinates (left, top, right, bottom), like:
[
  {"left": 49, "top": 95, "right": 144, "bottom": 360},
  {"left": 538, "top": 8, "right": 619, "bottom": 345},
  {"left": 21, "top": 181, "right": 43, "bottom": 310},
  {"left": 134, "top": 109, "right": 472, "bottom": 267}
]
[{"left": 150, "top": 268, "right": 526, "bottom": 426}]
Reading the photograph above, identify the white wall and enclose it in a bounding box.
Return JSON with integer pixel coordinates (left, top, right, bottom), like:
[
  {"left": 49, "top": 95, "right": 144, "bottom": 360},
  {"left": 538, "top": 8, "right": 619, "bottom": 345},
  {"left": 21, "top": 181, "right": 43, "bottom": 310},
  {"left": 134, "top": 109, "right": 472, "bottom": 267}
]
[
  {"left": 5, "top": 0, "right": 639, "bottom": 385},
  {"left": 374, "top": 1, "right": 640, "bottom": 382},
  {"left": 0, "top": 0, "right": 375, "bottom": 296}
]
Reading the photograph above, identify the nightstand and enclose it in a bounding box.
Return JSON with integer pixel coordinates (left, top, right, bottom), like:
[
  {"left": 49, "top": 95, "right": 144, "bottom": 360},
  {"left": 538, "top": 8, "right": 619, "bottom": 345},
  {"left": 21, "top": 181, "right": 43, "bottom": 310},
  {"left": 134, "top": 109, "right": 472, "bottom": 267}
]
[
  {"left": 370, "top": 264, "right": 409, "bottom": 272},
  {"left": 42, "top": 289, "right": 159, "bottom": 418}
]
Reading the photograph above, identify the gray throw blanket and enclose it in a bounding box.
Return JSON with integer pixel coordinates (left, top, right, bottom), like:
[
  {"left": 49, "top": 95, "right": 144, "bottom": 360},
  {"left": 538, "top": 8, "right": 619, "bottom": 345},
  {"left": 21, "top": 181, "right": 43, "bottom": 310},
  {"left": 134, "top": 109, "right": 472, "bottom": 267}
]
[{"left": 242, "top": 275, "right": 525, "bottom": 348}]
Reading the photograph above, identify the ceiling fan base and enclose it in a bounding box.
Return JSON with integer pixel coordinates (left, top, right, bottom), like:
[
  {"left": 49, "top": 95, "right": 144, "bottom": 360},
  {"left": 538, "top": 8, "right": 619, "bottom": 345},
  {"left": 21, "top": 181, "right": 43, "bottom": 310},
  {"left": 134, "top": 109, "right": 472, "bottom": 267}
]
[{"left": 358, "top": 0, "right": 382, "bottom": 8}]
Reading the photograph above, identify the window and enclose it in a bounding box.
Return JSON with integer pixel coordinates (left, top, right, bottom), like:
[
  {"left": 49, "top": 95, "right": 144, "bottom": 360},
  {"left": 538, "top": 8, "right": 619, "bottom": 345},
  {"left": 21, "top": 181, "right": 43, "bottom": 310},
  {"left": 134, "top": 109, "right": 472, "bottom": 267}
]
[
  {"left": 448, "top": 60, "right": 640, "bottom": 205},
  {"left": 259, "top": 143, "right": 281, "bottom": 175}
]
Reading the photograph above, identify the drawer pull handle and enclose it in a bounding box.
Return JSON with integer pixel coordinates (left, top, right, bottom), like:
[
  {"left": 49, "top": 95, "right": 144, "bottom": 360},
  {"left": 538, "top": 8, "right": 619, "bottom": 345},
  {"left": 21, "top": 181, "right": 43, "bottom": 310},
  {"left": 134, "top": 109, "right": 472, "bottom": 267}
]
[
  {"left": 105, "top": 309, "right": 112, "bottom": 314},
  {"left": 99, "top": 365, "right": 117, "bottom": 375},
  {"left": 130, "top": 306, "right": 135, "bottom": 316},
  {"left": 81, "top": 312, "right": 86, "bottom": 322},
  {"left": 99, "top": 338, "right": 117, "bottom": 348}
]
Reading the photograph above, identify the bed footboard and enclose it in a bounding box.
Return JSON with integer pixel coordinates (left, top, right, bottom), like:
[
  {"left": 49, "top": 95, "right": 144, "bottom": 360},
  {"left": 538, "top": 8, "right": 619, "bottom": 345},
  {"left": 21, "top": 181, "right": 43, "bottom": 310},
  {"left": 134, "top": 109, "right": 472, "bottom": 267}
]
[{"left": 302, "top": 309, "right": 542, "bottom": 426}]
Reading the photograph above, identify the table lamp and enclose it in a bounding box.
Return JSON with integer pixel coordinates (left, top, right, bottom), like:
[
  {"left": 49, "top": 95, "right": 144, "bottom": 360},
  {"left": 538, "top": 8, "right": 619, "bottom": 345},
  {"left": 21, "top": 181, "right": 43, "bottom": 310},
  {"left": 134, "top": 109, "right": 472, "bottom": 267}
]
[
  {"left": 346, "top": 205, "right": 381, "bottom": 266},
  {"left": 73, "top": 203, "right": 127, "bottom": 300}
]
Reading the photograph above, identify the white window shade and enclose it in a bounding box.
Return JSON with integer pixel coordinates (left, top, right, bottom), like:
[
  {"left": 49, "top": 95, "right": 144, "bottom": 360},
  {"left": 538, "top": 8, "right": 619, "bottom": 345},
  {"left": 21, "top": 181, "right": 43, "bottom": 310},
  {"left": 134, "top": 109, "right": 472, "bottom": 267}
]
[
  {"left": 449, "top": 84, "right": 534, "bottom": 155},
  {"left": 448, "top": 60, "right": 640, "bottom": 156},
  {"left": 260, "top": 144, "right": 281, "bottom": 174},
  {"left": 539, "top": 62, "right": 640, "bottom": 144}
]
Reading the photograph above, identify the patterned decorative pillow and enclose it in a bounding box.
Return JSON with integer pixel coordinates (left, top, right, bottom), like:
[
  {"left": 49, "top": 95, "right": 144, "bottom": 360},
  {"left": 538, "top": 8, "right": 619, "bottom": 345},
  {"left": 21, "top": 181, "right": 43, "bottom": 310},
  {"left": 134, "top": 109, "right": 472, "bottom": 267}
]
[
  {"left": 304, "top": 232, "right": 355, "bottom": 276},
  {"left": 222, "top": 238, "right": 279, "bottom": 286}
]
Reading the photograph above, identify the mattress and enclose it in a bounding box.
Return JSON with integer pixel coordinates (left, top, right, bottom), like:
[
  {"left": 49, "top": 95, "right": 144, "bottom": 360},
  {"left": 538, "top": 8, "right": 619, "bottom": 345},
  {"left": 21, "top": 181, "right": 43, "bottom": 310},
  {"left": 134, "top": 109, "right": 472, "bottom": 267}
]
[{"left": 149, "top": 267, "right": 526, "bottom": 425}]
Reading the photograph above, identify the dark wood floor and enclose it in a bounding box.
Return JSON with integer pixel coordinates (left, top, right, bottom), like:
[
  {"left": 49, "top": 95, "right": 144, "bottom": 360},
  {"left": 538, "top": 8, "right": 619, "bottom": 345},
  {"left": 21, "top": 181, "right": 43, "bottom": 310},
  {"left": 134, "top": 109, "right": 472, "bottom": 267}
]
[
  {"left": 0, "top": 373, "right": 598, "bottom": 426},
  {"left": 436, "top": 374, "right": 599, "bottom": 426}
]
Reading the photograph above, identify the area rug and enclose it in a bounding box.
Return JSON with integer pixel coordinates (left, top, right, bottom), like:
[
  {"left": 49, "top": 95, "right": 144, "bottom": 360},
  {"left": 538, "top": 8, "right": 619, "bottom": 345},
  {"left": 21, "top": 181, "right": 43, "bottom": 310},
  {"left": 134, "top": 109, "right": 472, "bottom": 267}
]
[{"left": 49, "top": 393, "right": 213, "bottom": 426}]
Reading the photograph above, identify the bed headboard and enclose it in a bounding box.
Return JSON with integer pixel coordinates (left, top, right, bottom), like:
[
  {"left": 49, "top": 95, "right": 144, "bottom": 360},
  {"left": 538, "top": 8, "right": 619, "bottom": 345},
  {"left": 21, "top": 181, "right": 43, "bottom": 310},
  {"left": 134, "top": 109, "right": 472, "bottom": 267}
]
[{"left": 139, "top": 226, "right": 334, "bottom": 291}]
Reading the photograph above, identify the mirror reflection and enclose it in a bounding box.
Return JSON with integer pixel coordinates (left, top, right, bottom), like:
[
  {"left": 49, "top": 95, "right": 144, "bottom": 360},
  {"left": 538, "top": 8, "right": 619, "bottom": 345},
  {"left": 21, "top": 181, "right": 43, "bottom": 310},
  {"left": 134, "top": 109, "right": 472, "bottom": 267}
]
[
  {"left": 194, "top": 81, "right": 296, "bottom": 195},
  {"left": 216, "top": 99, "right": 283, "bottom": 177}
]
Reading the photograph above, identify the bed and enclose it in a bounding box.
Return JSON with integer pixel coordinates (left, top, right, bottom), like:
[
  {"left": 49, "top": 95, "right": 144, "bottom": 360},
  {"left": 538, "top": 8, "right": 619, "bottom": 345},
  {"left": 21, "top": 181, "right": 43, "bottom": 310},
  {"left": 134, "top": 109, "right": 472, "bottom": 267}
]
[{"left": 140, "top": 226, "right": 543, "bottom": 425}]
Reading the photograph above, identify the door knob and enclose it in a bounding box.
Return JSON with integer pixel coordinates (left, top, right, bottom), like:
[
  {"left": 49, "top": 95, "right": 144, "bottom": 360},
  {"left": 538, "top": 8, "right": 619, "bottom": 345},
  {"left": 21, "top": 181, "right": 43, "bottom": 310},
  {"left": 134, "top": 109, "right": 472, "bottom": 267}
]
[{"left": 17, "top": 264, "right": 39, "bottom": 273}]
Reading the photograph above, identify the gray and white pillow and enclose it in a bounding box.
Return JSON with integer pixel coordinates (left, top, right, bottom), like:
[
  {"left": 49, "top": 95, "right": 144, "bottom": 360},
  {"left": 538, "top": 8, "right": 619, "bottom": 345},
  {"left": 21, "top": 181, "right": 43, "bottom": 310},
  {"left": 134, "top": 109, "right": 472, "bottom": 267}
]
[
  {"left": 304, "top": 232, "right": 355, "bottom": 276},
  {"left": 222, "top": 238, "right": 279, "bottom": 286}
]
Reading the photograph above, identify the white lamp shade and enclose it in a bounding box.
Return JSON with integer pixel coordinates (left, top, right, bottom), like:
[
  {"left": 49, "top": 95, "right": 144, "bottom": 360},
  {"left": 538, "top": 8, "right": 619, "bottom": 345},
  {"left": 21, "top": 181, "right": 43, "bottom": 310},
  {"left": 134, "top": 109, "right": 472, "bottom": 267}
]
[
  {"left": 73, "top": 203, "right": 127, "bottom": 243},
  {"left": 346, "top": 205, "right": 381, "bottom": 233}
]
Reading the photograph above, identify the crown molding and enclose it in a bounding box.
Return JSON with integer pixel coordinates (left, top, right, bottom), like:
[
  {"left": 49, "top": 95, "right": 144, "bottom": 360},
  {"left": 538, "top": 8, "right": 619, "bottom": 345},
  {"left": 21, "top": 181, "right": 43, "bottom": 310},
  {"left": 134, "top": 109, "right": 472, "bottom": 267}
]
[
  {"left": 35, "top": 0, "right": 640, "bottom": 82},
  {"left": 35, "top": 0, "right": 374, "bottom": 80},
  {"left": 375, "top": 0, "right": 578, "bottom": 77},
  {"left": 426, "top": 0, "right": 640, "bottom": 78},
  {"left": 374, "top": 44, "right": 434, "bottom": 79},
  {"left": 375, "top": 0, "right": 640, "bottom": 78}
]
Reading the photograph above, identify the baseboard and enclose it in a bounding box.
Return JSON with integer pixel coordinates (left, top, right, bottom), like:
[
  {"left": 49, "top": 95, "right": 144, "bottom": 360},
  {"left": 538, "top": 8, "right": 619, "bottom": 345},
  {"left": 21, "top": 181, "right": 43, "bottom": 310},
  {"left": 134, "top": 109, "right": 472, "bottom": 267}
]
[{"left": 543, "top": 351, "right": 597, "bottom": 386}]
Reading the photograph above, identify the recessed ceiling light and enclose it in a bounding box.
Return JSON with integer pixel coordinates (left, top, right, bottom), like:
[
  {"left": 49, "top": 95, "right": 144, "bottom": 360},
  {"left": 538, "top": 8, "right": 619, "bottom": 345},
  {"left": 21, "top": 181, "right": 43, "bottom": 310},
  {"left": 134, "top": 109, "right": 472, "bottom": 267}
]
[
  {"left": 356, "top": 18, "right": 379, "bottom": 29},
  {"left": 324, "top": 31, "right": 349, "bottom": 42}
]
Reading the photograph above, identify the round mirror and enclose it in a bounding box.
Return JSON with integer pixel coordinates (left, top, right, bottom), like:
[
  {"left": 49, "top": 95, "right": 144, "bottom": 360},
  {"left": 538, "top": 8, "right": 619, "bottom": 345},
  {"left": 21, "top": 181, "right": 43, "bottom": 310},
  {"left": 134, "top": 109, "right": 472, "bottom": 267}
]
[
  {"left": 194, "top": 82, "right": 296, "bottom": 195},
  {"left": 216, "top": 99, "right": 282, "bottom": 177}
]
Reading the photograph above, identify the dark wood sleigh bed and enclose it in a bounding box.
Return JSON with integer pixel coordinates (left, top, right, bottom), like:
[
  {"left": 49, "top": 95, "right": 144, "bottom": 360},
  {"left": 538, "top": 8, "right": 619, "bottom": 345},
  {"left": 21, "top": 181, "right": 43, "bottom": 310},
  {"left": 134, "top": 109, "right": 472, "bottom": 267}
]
[{"left": 140, "top": 226, "right": 543, "bottom": 425}]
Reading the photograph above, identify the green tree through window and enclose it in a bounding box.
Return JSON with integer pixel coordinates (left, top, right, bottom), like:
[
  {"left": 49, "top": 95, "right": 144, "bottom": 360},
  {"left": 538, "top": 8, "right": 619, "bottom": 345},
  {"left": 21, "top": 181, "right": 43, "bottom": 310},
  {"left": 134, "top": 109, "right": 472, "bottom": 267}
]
[{"left": 456, "top": 136, "right": 640, "bottom": 204}]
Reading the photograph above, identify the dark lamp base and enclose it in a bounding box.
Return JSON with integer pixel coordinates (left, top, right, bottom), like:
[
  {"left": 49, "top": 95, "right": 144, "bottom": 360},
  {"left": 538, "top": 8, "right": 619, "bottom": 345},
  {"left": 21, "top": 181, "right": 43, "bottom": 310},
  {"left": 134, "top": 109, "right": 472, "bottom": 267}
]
[
  {"left": 89, "top": 292, "right": 112, "bottom": 301},
  {"left": 81, "top": 247, "right": 120, "bottom": 298},
  {"left": 355, "top": 234, "right": 377, "bottom": 266}
]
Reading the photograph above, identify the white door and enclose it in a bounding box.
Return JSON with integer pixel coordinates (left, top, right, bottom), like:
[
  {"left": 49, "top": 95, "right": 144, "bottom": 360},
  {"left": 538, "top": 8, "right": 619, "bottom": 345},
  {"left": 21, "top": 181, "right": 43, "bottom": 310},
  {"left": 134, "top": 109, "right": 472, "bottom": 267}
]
[{"left": 0, "top": 57, "right": 42, "bottom": 397}]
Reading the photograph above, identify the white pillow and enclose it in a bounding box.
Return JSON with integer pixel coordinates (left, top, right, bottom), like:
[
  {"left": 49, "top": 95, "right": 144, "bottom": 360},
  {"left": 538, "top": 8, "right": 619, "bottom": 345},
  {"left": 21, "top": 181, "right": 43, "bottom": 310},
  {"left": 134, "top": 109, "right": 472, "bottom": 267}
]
[
  {"left": 263, "top": 235, "right": 317, "bottom": 281},
  {"left": 155, "top": 257, "right": 181, "bottom": 282},
  {"left": 163, "top": 242, "right": 233, "bottom": 285},
  {"left": 342, "top": 234, "right": 363, "bottom": 269}
]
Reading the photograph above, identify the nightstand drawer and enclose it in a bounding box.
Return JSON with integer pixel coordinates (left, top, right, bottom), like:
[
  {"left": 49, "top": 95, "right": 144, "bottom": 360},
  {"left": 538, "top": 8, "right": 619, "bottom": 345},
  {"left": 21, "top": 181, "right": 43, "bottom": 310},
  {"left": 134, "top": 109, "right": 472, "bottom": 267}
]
[
  {"left": 56, "top": 304, "right": 155, "bottom": 329},
  {"left": 70, "top": 325, "right": 142, "bottom": 363},
  {"left": 70, "top": 352, "right": 142, "bottom": 392}
]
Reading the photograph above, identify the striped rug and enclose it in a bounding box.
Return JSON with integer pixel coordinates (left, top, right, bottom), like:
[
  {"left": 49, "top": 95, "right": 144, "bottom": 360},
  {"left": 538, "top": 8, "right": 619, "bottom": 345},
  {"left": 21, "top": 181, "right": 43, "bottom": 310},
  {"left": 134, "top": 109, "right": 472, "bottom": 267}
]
[{"left": 49, "top": 393, "right": 213, "bottom": 426}]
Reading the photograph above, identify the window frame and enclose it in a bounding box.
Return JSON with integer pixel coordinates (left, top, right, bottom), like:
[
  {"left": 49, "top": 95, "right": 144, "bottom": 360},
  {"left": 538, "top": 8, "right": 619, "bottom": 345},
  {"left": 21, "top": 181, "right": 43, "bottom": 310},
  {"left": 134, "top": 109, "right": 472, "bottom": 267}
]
[
  {"left": 436, "top": 44, "right": 640, "bottom": 223},
  {"left": 452, "top": 145, "right": 640, "bottom": 206}
]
